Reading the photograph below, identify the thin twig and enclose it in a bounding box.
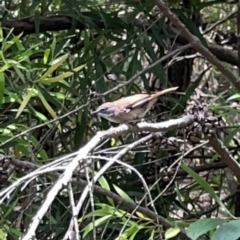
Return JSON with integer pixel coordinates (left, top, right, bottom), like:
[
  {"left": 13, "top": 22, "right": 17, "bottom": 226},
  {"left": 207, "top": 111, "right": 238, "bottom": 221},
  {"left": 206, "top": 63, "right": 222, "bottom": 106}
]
[{"left": 68, "top": 183, "right": 80, "bottom": 240}]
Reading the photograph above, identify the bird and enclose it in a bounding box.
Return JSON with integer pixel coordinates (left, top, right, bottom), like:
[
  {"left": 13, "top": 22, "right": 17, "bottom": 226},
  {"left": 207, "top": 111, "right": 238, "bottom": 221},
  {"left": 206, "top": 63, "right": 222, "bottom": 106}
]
[{"left": 91, "top": 86, "right": 178, "bottom": 124}]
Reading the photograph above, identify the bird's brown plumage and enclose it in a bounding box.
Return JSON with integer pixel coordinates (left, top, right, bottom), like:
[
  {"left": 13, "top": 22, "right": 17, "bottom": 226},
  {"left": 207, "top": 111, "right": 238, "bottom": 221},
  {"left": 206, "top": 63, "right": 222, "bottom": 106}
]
[{"left": 92, "top": 86, "right": 178, "bottom": 123}]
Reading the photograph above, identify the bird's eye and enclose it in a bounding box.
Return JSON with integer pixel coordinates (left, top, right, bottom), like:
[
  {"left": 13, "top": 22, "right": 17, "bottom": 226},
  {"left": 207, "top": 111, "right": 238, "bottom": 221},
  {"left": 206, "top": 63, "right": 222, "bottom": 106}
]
[
  {"left": 100, "top": 107, "right": 114, "bottom": 116},
  {"left": 100, "top": 108, "right": 107, "bottom": 113}
]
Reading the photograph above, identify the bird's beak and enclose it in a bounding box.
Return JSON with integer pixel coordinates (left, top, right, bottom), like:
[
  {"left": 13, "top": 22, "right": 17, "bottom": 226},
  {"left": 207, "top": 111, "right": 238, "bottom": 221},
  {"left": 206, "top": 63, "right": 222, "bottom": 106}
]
[{"left": 91, "top": 109, "right": 99, "bottom": 115}]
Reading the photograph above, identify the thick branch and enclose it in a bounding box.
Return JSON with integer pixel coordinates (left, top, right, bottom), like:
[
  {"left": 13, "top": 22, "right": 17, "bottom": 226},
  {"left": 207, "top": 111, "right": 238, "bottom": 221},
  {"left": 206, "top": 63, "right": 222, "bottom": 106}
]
[
  {"left": 152, "top": 0, "right": 240, "bottom": 90},
  {"left": 208, "top": 133, "right": 240, "bottom": 183},
  {"left": 3, "top": 15, "right": 104, "bottom": 35},
  {"left": 208, "top": 43, "right": 238, "bottom": 66}
]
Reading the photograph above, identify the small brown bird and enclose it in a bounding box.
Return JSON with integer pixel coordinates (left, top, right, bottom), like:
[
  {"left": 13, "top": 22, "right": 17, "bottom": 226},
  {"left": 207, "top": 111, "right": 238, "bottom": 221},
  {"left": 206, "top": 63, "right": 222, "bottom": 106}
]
[{"left": 92, "top": 86, "right": 178, "bottom": 124}]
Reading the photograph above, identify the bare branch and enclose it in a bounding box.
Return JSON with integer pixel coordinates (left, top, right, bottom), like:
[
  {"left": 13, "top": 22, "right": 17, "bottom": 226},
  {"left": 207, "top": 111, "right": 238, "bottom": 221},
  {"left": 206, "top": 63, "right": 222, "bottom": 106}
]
[
  {"left": 208, "top": 133, "right": 240, "bottom": 183},
  {"left": 21, "top": 115, "right": 194, "bottom": 240}
]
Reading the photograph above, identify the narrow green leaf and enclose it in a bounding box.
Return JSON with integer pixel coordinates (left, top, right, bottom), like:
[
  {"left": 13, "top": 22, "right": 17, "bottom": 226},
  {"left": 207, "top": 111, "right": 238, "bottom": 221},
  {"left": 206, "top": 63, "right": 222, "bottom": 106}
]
[
  {"left": 98, "top": 175, "right": 114, "bottom": 206},
  {"left": 13, "top": 66, "right": 25, "bottom": 82},
  {"left": 36, "top": 88, "right": 62, "bottom": 132},
  {"left": 82, "top": 215, "right": 112, "bottom": 238},
  {"left": 30, "top": 135, "right": 48, "bottom": 160},
  {"left": 0, "top": 72, "right": 5, "bottom": 108},
  {"left": 43, "top": 49, "right": 50, "bottom": 64},
  {"left": 181, "top": 164, "right": 235, "bottom": 218},
  {"left": 34, "top": 111, "right": 48, "bottom": 122},
  {"left": 16, "top": 89, "right": 34, "bottom": 118},
  {"left": 2, "top": 28, "right": 14, "bottom": 50},
  {"left": 113, "top": 184, "right": 135, "bottom": 204},
  {"left": 47, "top": 214, "right": 57, "bottom": 224},
  {"left": 3, "top": 40, "right": 16, "bottom": 52},
  {"left": 0, "top": 27, "right": 3, "bottom": 42},
  {"left": 224, "top": 128, "right": 239, "bottom": 146},
  {"left": 39, "top": 64, "right": 86, "bottom": 83},
  {"left": 13, "top": 34, "right": 25, "bottom": 51},
  {"left": 3, "top": 198, "right": 19, "bottom": 218},
  {"left": 38, "top": 54, "right": 69, "bottom": 81},
  {"left": 126, "top": 223, "right": 143, "bottom": 239},
  {"left": 51, "top": 37, "right": 57, "bottom": 59},
  {"left": 98, "top": 175, "right": 110, "bottom": 191},
  {"left": 136, "top": 212, "right": 152, "bottom": 221},
  {"left": 82, "top": 205, "right": 124, "bottom": 220},
  {"left": 10, "top": 227, "right": 22, "bottom": 237}
]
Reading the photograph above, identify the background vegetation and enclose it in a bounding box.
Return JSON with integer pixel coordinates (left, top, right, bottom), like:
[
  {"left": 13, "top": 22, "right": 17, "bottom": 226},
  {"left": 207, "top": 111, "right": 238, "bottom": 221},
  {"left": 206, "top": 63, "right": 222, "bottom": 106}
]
[{"left": 1, "top": 0, "right": 240, "bottom": 239}]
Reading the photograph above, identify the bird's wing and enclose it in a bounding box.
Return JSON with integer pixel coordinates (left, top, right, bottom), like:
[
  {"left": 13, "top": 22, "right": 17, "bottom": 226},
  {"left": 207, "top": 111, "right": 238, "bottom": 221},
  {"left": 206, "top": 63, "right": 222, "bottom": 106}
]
[
  {"left": 114, "top": 87, "right": 178, "bottom": 112},
  {"left": 114, "top": 94, "right": 151, "bottom": 112},
  {"left": 129, "top": 87, "right": 178, "bottom": 108},
  {"left": 152, "top": 87, "right": 178, "bottom": 98}
]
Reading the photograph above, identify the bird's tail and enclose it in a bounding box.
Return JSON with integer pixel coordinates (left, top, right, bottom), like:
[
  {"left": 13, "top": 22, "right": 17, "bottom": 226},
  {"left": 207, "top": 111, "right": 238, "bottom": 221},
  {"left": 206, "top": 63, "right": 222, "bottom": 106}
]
[{"left": 154, "top": 86, "right": 179, "bottom": 97}]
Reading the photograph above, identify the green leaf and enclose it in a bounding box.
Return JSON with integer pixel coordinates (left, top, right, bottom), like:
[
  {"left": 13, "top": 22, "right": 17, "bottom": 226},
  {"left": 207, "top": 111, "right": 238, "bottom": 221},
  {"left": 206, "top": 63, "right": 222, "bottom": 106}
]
[
  {"left": 0, "top": 72, "right": 5, "bottom": 108},
  {"left": 0, "top": 228, "right": 7, "bottom": 240},
  {"left": 30, "top": 135, "right": 48, "bottom": 160},
  {"left": 50, "top": 37, "right": 57, "bottom": 58},
  {"left": 181, "top": 164, "right": 235, "bottom": 218},
  {"left": 212, "top": 220, "right": 240, "bottom": 240},
  {"left": 98, "top": 175, "right": 110, "bottom": 191},
  {"left": 136, "top": 212, "right": 152, "bottom": 221},
  {"left": 15, "top": 143, "right": 30, "bottom": 156},
  {"left": 98, "top": 175, "right": 114, "bottom": 206},
  {"left": 113, "top": 185, "right": 135, "bottom": 204},
  {"left": 43, "top": 49, "right": 50, "bottom": 64},
  {"left": 82, "top": 205, "right": 126, "bottom": 220},
  {"left": 36, "top": 88, "right": 62, "bottom": 132},
  {"left": 12, "top": 34, "right": 25, "bottom": 51},
  {"left": 165, "top": 227, "right": 181, "bottom": 239},
  {"left": 82, "top": 215, "right": 112, "bottom": 238},
  {"left": 46, "top": 214, "right": 57, "bottom": 224},
  {"left": 223, "top": 128, "right": 240, "bottom": 146},
  {"left": 110, "top": 138, "right": 116, "bottom": 146},
  {"left": 39, "top": 64, "right": 86, "bottom": 83},
  {"left": 37, "top": 54, "right": 69, "bottom": 81},
  {"left": 124, "top": 223, "right": 143, "bottom": 239},
  {"left": 13, "top": 66, "right": 25, "bottom": 82},
  {"left": 16, "top": 88, "right": 34, "bottom": 118},
  {"left": 10, "top": 227, "right": 22, "bottom": 237},
  {"left": 34, "top": 111, "right": 48, "bottom": 122},
  {"left": 186, "top": 218, "right": 226, "bottom": 240},
  {"left": 227, "top": 94, "right": 240, "bottom": 101}
]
